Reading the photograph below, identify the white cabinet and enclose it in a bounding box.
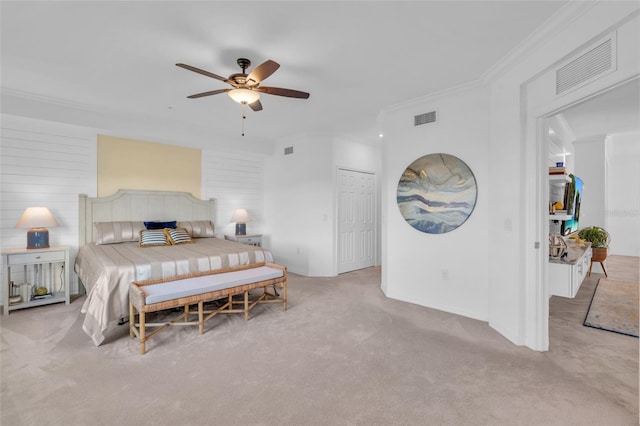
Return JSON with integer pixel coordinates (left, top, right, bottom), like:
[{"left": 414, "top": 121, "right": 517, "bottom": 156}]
[
  {"left": 2, "top": 245, "right": 70, "bottom": 315},
  {"left": 549, "top": 245, "right": 592, "bottom": 298}
]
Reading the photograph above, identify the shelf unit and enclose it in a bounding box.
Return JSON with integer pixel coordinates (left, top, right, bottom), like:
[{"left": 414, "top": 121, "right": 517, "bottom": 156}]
[
  {"left": 549, "top": 174, "right": 572, "bottom": 221},
  {"left": 2, "top": 245, "right": 70, "bottom": 315},
  {"left": 549, "top": 213, "right": 573, "bottom": 221},
  {"left": 548, "top": 172, "right": 588, "bottom": 298},
  {"left": 549, "top": 174, "right": 572, "bottom": 184}
]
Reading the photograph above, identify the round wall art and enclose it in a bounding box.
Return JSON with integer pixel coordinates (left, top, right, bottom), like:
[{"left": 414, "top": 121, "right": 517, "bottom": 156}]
[{"left": 396, "top": 153, "right": 477, "bottom": 234}]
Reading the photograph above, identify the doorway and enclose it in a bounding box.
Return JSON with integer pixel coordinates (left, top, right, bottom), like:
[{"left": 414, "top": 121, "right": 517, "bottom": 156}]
[
  {"left": 531, "top": 76, "right": 640, "bottom": 350},
  {"left": 337, "top": 168, "right": 376, "bottom": 274}
]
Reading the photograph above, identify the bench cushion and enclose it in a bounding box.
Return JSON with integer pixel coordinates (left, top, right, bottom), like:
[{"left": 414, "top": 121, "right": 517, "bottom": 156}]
[{"left": 142, "top": 266, "right": 284, "bottom": 305}]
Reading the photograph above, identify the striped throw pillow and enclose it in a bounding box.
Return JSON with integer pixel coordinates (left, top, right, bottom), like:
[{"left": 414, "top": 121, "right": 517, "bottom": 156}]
[
  {"left": 139, "top": 229, "right": 170, "bottom": 247},
  {"left": 166, "top": 228, "right": 193, "bottom": 245}
]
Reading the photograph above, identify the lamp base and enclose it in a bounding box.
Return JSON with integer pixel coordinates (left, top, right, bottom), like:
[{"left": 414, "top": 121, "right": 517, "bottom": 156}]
[
  {"left": 27, "top": 228, "right": 49, "bottom": 249},
  {"left": 235, "top": 223, "right": 246, "bottom": 236}
]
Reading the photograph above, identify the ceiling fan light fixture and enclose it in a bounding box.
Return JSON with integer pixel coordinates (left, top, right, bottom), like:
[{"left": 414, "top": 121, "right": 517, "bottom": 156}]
[{"left": 228, "top": 88, "right": 260, "bottom": 105}]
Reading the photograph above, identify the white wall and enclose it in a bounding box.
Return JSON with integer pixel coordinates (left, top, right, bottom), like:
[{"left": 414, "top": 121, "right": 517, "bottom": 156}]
[
  {"left": 574, "top": 136, "right": 607, "bottom": 229},
  {"left": 201, "top": 150, "right": 265, "bottom": 239},
  {"left": 489, "top": 3, "right": 639, "bottom": 349},
  {"left": 380, "top": 84, "right": 490, "bottom": 321},
  {"left": 333, "top": 136, "right": 383, "bottom": 267},
  {"left": 378, "top": 2, "right": 639, "bottom": 350},
  {"left": 0, "top": 114, "right": 98, "bottom": 296},
  {"left": 606, "top": 132, "right": 640, "bottom": 256},
  {"left": 264, "top": 133, "right": 381, "bottom": 276},
  {"left": 263, "top": 134, "right": 330, "bottom": 275}
]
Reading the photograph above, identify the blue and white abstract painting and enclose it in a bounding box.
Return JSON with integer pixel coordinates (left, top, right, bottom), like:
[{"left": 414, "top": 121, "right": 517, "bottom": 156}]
[{"left": 397, "top": 153, "right": 477, "bottom": 234}]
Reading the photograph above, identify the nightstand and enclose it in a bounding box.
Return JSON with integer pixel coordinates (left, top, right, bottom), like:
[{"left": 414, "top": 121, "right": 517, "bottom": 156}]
[
  {"left": 225, "top": 234, "right": 262, "bottom": 247},
  {"left": 2, "top": 245, "right": 70, "bottom": 315}
]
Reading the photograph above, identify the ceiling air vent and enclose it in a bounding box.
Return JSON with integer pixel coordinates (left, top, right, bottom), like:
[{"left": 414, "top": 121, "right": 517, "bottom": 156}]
[
  {"left": 284, "top": 146, "right": 294, "bottom": 155},
  {"left": 556, "top": 36, "right": 615, "bottom": 95},
  {"left": 414, "top": 110, "right": 437, "bottom": 126}
]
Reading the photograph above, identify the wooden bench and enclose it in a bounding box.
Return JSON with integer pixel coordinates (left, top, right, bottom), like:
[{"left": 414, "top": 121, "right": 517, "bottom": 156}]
[{"left": 129, "top": 262, "right": 287, "bottom": 354}]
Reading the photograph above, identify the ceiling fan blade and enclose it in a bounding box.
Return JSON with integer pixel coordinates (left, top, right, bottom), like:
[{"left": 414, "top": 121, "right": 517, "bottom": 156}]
[
  {"left": 187, "top": 88, "right": 230, "bottom": 99},
  {"left": 176, "top": 63, "right": 229, "bottom": 83},
  {"left": 256, "top": 86, "right": 310, "bottom": 99},
  {"left": 249, "top": 99, "right": 263, "bottom": 111},
  {"left": 246, "top": 60, "right": 280, "bottom": 84}
]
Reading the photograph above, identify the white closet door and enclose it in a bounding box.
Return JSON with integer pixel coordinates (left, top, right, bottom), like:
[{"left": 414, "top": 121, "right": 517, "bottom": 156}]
[{"left": 337, "top": 168, "right": 376, "bottom": 273}]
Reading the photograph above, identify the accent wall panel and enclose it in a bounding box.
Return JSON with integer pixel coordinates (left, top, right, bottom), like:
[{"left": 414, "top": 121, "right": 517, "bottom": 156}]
[
  {"left": 202, "top": 150, "right": 264, "bottom": 237},
  {"left": 1, "top": 114, "right": 98, "bottom": 295},
  {"left": 97, "top": 135, "right": 201, "bottom": 198}
]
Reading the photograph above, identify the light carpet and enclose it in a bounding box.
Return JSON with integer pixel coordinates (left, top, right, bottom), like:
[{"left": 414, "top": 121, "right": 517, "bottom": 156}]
[
  {"left": 583, "top": 278, "right": 639, "bottom": 337},
  {"left": 1, "top": 267, "right": 638, "bottom": 426}
]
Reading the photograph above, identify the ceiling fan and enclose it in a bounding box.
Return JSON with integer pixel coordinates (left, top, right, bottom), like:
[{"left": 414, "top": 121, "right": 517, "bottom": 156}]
[{"left": 176, "top": 58, "right": 310, "bottom": 111}]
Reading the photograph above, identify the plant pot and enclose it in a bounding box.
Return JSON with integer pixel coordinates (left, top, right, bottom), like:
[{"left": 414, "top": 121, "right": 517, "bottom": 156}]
[{"left": 592, "top": 247, "right": 608, "bottom": 262}]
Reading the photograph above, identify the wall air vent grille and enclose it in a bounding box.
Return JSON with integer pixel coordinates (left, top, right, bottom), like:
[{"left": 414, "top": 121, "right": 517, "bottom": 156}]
[
  {"left": 414, "top": 111, "right": 437, "bottom": 126},
  {"left": 284, "top": 146, "right": 294, "bottom": 155},
  {"left": 556, "top": 37, "right": 614, "bottom": 95}
]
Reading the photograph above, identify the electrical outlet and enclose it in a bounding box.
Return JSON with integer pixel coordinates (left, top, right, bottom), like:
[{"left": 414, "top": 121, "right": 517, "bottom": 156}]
[{"left": 441, "top": 269, "right": 449, "bottom": 280}]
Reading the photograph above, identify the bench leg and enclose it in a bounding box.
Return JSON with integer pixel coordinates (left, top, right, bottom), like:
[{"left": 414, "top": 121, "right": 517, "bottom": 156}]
[
  {"left": 283, "top": 280, "right": 287, "bottom": 312},
  {"left": 140, "top": 311, "right": 146, "bottom": 355},
  {"left": 199, "top": 300, "right": 204, "bottom": 334},
  {"left": 185, "top": 303, "right": 189, "bottom": 322},
  {"left": 244, "top": 291, "right": 249, "bottom": 321},
  {"left": 129, "top": 301, "right": 135, "bottom": 339}
]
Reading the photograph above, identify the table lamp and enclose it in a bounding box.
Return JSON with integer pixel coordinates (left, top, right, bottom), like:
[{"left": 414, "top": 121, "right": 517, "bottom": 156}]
[
  {"left": 15, "top": 207, "right": 59, "bottom": 249},
  {"left": 231, "top": 208, "right": 250, "bottom": 235}
]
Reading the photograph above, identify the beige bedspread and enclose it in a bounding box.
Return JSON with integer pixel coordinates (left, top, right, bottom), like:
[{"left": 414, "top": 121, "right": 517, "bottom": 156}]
[{"left": 75, "top": 238, "right": 273, "bottom": 346}]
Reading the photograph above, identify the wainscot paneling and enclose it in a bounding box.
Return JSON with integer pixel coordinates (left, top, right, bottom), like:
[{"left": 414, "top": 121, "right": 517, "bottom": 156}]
[{"left": 1, "top": 114, "right": 98, "bottom": 298}]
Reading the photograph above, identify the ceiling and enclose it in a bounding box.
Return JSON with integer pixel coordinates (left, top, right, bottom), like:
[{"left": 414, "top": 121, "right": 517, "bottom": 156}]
[
  {"left": 548, "top": 78, "right": 640, "bottom": 158},
  {"left": 1, "top": 1, "right": 569, "bottom": 153},
  {"left": 560, "top": 78, "right": 640, "bottom": 140}
]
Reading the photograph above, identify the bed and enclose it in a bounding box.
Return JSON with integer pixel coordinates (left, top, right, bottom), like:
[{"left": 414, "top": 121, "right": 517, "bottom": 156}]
[{"left": 75, "top": 189, "right": 273, "bottom": 346}]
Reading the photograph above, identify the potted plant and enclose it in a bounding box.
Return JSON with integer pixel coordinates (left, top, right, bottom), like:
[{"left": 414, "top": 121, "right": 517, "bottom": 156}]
[{"left": 578, "top": 226, "right": 610, "bottom": 276}]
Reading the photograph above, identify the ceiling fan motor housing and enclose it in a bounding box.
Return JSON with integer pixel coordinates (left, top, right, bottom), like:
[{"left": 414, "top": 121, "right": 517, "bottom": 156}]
[{"left": 237, "top": 58, "right": 251, "bottom": 71}]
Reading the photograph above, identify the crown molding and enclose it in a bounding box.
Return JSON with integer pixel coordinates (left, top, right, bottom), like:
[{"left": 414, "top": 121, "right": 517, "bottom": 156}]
[
  {"left": 483, "top": 1, "right": 598, "bottom": 82},
  {"left": 378, "top": 79, "right": 486, "bottom": 119}
]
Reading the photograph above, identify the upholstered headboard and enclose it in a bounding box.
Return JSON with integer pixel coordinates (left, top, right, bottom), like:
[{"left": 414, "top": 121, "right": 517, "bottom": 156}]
[{"left": 79, "top": 189, "right": 217, "bottom": 245}]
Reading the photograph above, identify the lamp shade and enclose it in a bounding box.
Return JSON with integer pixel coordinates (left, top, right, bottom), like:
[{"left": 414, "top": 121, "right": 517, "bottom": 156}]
[
  {"left": 231, "top": 208, "right": 251, "bottom": 224},
  {"left": 228, "top": 89, "right": 260, "bottom": 105},
  {"left": 15, "top": 207, "right": 59, "bottom": 229},
  {"left": 15, "top": 207, "right": 58, "bottom": 249},
  {"left": 231, "top": 208, "right": 250, "bottom": 236}
]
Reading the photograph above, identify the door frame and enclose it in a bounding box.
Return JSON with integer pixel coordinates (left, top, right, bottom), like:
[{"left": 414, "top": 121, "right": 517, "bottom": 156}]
[
  {"left": 335, "top": 166, "right": 378, "bottom": 275},
  {"left": 525, "top": 72, "right": 639, "bottom": 350}
]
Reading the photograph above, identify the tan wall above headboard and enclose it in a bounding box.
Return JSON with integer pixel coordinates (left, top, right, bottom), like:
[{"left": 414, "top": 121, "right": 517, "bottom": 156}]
[{"left": 97, "top": 135, "right": 201, "bottom": 198}]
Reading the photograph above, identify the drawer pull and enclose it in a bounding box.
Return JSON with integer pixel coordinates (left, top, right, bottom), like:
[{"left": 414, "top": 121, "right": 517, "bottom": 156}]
[{"left": 35, "top": 256, "right": 41, "bottom": 259}]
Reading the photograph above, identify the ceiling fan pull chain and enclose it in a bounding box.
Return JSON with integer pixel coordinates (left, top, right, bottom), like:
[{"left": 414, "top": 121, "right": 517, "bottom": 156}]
[{"left": 241, "top": 104, "right": 247, "bottom": 136}]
